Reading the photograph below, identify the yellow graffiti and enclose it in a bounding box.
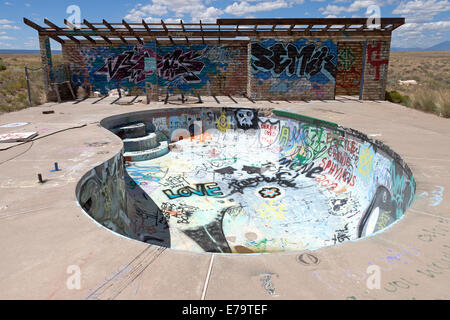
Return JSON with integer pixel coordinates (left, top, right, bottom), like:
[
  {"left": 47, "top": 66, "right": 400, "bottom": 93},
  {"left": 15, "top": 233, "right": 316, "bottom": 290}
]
[
  {"left": 375, "top": 211, "right": 391, "bottom": 230},
  {"left": 255, "top": 200, "right": 287, "bottom": 220},
  {"left": 359, "top": 146, "right": 374, "bottom": 178},
  {"left": 217, "top": 111, "right": 230, "bottom": 133}
]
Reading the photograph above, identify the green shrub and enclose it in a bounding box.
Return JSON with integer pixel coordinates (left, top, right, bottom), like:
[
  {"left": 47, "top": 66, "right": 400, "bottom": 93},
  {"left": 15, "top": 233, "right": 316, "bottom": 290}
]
[{"left": 385, "top": 90, "right": 411, "bottom": 105}]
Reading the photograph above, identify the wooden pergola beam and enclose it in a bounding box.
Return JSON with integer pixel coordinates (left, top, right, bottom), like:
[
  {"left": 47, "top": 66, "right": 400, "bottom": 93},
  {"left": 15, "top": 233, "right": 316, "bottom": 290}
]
[
  {"left": 161, "top": 19, "right": 174, "bottom": 44},
  {"left": 44, "top": 18, "right": 80, "bottom": 44},
  {"left": 23, "top": 18, "right": 65, "bottom": 44},
  {"left": 340, "top": 24, "right": 351, "bottom": 31},
  {"left": 83, "top": 19, "right": 112, "bottom": 44},
  {"left": 200, "top": 20, "right": 205, "bottom": 44},
  {"left": 180, "top": 20, "right": 189, "bottom": 44},
  {"left": 288, "top": 24, "right": 295, "bottom": 35},
  {"left": 142, "top": 19, "right": 153, "bottom": 36},
  {"left": 217, "top": 18, "right": 405, "bottom": 26},
  {"left": 25, "top": 17, "right": 402, "bottom": 44},
  {"left": 39, "top": 29, "right": 393, "bottom": 38},
  {"left": 103, "top": 19, "right": 128, "bottom": 44},
  {"left": 64, "top": 19, "right": 96, "bottom": 44},
  {"left": 122, "top": 19, "right": 143, "bottom": 44}
]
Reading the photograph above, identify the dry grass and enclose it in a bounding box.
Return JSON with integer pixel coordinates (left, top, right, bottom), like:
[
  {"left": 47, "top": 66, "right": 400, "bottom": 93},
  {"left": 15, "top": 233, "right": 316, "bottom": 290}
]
[
  {"left": 387, "top": 51, "right": 450, "bottom": 118},
  {"left": 0, "top": 54, "right": 63, "bottom": 114}
]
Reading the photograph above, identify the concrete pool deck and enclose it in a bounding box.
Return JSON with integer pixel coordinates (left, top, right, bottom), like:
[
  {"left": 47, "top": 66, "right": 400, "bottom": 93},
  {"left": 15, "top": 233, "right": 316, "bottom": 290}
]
[{"left": 0, "top": 96, "right": 449, "bottom": 300}]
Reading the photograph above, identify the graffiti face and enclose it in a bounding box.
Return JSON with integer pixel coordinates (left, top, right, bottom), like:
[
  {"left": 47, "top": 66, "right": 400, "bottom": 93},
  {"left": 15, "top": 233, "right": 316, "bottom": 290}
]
[{"left": 236, "top": 109, "right": 254, "bottom": 127}]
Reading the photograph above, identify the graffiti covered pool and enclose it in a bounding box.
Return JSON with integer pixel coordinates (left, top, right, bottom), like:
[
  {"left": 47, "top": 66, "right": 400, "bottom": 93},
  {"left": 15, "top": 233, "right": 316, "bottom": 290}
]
[{"left": 77, "top": 108, "right": 416, "bottom": 254}]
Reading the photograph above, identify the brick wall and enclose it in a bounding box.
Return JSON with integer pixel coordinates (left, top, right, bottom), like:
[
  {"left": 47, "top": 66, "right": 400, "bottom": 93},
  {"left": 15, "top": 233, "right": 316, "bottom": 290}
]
[
  {"left": 249, "top": 38, "right": 338, "bottom": 100},
  {"left": 62, "top": 42, "right": 157, "bottom": 96},
  {"left": 361, "top": 39, "right": 390, "bottom": 100},
  {"left": 335, "top": 41, "right": 364, "bottom": 96},
  {"left": 55, "top": 36, "right": 391, "bottom": 101},
  {"left": 61, "top": 41, "right": 247, "bottom": 99},
  {"left": 156, "top": 43, "right": 248, "bottom": 97}
]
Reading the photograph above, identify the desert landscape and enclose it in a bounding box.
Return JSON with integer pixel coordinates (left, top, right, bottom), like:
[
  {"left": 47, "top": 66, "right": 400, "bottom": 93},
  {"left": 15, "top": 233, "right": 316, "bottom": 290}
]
[
  {"left": 386, "top": 51, "right": 450, "bottom": 118},
  {"left": 0, "top": 51, "right": 449, "bottom": 117}
]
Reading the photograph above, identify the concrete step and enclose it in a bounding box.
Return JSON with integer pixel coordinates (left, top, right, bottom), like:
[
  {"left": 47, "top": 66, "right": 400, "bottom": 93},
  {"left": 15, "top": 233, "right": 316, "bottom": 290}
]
[
  {"left": 124, "top": 141, "right": 169, "bottom": 162},
  {"left": 115, "top": 123, "right": 146, "bottom": 139},
  {"left": 123, "top": 132, "right": 158, "bottom": 152}
]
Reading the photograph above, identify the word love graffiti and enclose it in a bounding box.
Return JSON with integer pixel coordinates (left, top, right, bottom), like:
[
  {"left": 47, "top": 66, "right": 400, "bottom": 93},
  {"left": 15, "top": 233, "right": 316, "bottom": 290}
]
[
  {"left": 252, "top": 42, "right": 336, "bottom": 81},
  {"left": 163, "top": 182, "right": 223, "bottom": 200}
]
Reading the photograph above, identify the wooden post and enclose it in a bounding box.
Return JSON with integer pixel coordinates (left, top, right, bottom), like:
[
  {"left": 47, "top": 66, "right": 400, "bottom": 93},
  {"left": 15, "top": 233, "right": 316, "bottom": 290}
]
[
  {"left": 53, "top": 83, "right": 61, "bottom": 103},
  {"left": 25, "top": 66, "right": 33, "bottom": 108}
]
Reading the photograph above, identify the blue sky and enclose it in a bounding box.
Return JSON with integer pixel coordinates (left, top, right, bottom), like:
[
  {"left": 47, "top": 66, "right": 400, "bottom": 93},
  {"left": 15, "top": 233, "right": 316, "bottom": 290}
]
[{"left": 0, "top": 0, "right": 449, "bottom": 49}]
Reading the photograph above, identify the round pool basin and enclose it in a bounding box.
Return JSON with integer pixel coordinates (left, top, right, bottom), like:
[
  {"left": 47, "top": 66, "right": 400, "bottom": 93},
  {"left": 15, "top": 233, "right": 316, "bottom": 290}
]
[{"left": 76, "top": 107, "right": 416, "bottom": 254}]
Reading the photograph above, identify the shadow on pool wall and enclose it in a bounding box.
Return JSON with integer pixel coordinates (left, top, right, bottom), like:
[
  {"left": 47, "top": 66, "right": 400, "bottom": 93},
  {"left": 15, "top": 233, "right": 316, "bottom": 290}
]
[{"left": 75, "top": 107, "right": 416, "bottom": 254}]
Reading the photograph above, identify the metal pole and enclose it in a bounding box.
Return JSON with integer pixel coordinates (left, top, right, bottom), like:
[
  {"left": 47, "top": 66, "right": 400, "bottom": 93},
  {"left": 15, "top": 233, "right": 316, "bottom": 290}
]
[{"left": 25, "top": 66, "right": 33, "bottom": 108}]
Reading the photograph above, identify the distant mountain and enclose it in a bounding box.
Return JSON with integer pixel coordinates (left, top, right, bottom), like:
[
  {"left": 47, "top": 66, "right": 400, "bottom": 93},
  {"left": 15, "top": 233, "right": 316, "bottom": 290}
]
[
  {"left": 0, "top": 49, "right": 62, "bottom": 54},
  {"left": 428, "top": 41, "right": 450, "bottom": 51},
  {"left": 392, "top": 41, "right": 450, "bottom": 52}
]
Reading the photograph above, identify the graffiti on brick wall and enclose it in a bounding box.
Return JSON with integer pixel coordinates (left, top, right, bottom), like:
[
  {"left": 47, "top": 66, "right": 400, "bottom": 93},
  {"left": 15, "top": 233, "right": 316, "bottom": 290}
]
[
  {"left": 251, "top": 39, "right": 337, "bottom": 83},
  {"left": 336, "top": 43, "right": 363, "bottom": 93},
  {"left": 157, "top": 44, "right": 243, "bottom": 93},
  {"left": 366, "top": 41, "right": 389, "bottom": 81},
  {"left": 91, "top": 107, "right": 417, "bottom": 254},
  {"left": 95, "top": 46, "right": 156, "bottom": 84},
  {"left": 251, "top": 39, "right": 337, "bottom": 99},
  {"left": 71, "top": 44, "right": 157, "bottom": 93},
  {"left": 157, "top": 48, "right": 205, "bottom": 83},
  {"left": 70, "top": 43, "right": 245, "bottom": 94}
]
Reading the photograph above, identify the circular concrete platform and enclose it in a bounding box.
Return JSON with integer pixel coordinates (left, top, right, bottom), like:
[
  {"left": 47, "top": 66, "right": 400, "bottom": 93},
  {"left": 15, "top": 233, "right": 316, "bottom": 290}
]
[{"left": 0, "top": 97, "right": 449, "bottom": 300}]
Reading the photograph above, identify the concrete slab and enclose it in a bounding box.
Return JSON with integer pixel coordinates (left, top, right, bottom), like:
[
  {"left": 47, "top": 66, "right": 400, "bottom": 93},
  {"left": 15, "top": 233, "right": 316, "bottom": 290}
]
[{"left": 0, "top": 97, "right": 449, "bottom": 300}]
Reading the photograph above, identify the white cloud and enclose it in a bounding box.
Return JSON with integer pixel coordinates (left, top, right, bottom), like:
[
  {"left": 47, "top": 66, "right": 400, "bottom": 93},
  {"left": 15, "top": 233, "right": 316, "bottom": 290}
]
[
  {"left": 320, "top": 0, "right": 383, "bottom": 15},
  {"left": 0, "top": 35, "right": 15, "bottom": 40},
  {"left": 224, "top": 0, "right": 290, "bottom": 16},
  {"left": 393, "top": 20, "right": 450, "bottom": 47},
  {"left": 0, "top": 24, "right": 20, "bottom": 30},
  {"left": 124, "top": 0, "right": 223, "bottom": 22},
  {"left": 392, "top": 0, "right": 450, "bottom": 22},
  {"left": 191, "top": 6, "right": 224, "bottom": 22},
  {"left": 0, "top": 18, "right": 20, "bottom": 30},
  {"left": 125, "top": 3, "right": 169, "bottom": 21}
]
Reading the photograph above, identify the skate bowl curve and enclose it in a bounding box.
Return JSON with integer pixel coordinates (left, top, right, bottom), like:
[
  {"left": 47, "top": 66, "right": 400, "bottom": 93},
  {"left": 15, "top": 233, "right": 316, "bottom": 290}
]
[{"left": 75, "top": 107, "right": 416, "bottom": 254}]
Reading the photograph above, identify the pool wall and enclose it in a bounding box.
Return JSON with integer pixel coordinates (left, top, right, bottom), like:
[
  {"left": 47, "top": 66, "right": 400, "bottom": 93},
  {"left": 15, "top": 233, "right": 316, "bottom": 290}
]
[{"left": 75, "top": 107, "right": 416, "bottom": 253}]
